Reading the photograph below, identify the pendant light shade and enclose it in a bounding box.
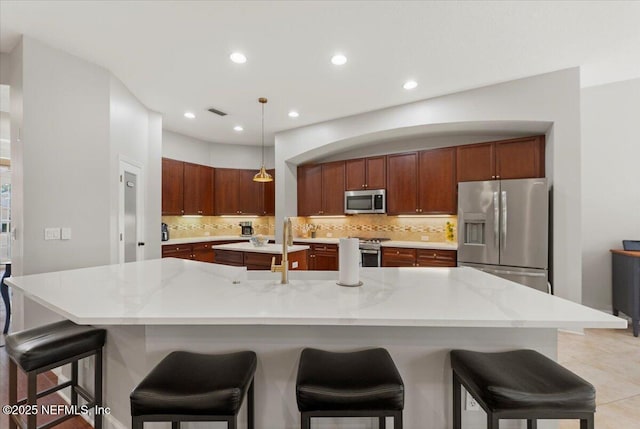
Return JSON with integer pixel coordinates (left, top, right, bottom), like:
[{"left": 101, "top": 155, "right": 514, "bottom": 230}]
[{"left": 253, "top": 97, "right": 273, "bottom": 183}]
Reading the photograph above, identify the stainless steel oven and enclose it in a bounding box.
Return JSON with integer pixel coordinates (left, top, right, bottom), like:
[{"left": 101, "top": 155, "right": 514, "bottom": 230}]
[{"left": 358, "top": 238, "right": 390, "bottom": 267}]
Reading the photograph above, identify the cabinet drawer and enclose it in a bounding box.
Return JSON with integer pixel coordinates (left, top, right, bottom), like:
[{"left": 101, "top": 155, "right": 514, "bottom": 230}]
[
  {"left": 311, "top": 244, "right": 338, "bottom": 253},
  {"left": 416, "top": 249, "right": 457, "bottom": 267},
  {"left": 213, "top": 250, "right": 244, "bottom": 266},
  {"left": 382, "top": 247, "right": 417, "bottom": 258},
  {"left": 244, "top": 252, "right": 280, "bottom": 270},
  {"left": 192, "top": 242, "right": 214, "bottom": 251},
  {"left": 162, "top": 244, "right": 192, "bottom": 256}
]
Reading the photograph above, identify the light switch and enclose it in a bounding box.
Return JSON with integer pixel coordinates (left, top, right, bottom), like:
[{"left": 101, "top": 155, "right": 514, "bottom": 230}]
[
  {"left": 61, "top": 227, "right": 72, "bottom": 240},
  {"left": 44, "top": 228, "right": 61, "bottom": 240}
]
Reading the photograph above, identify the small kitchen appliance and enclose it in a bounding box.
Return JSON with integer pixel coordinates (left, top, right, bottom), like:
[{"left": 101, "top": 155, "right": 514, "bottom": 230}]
[
  {"left": 240, "top": 221, "right": 254, "bottom": 237},
  {"left": 161, "top": 223, "right": 169, "bottom": 241}
]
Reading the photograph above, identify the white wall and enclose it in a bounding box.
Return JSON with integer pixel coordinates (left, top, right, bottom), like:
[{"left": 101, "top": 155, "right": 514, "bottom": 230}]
[
  {"left": 163, "top": 129, "right": 275, "bottom": 169},
  {"left": 109, "top": 76, "right": 162, "bottom": 262},
  {"left": 276, "top": 69, "right": 582, "bottom": 303},
  {"left": 581, "top": 78, "right": 640, "bottom": 310},
  {"left": 0, "top": 52, "right": 10, "bottom": 85}
]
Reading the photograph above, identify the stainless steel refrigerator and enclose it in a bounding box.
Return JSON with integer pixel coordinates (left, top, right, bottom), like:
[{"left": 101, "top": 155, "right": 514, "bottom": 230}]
[{"left": 457, "top": 178, "right": 550, "bottom": 293}]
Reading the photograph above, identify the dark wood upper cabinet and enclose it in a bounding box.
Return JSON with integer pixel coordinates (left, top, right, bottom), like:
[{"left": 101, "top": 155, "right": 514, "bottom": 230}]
[
  {"left": 182, "top": 162, "right": 200, "bottom": 215},
  {"left": 457, "top": 136, "right": 545, "bottom": 182},
  {"left": 386, "top": 153, "right": 418, "bottom": 215},
  {"left": 495, "top": 136, "right": 545, "bottom": 180},
  {"left": 198, "top": 165, "right": 215, "bottom": 215},
  {"left": 263, "top": 169, "right": 275, "bottom": 215},
  {"left": 321, "top": 161, "right": 345, "bottom": 215},
  {"left": 345, "top": 156, "right": 386, "bottom": 190},
  {"left": 162, "top": 158, "right": 184, "bottom": 215},
  {"left": 297, "top": 164, "right": 323, "bottom": 216},
  {"left": 214, "top": 168, "right": 240, "bottom": 215},
  {"left": 456, "top": 142, "right": 494, "bottom": 182},
  {"left": 419, "top": 147, "right": 457, "bottom": 214},
  {"left": 238, "top": 169, "right": 264, "bottom": 215}
]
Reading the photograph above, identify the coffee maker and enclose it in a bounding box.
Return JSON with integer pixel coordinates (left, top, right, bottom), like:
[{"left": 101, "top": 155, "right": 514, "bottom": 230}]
[
  {"left": 239, "top": 221, "right": 254, "bottom": 236},
  {"left": 161, "top": 223, "right": 169, "bottom": 241}
]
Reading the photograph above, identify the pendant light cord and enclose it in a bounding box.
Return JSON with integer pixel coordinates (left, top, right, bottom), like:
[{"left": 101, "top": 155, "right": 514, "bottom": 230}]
[{"left": 261, "top": 101, "right": 265, "bottom": 165}]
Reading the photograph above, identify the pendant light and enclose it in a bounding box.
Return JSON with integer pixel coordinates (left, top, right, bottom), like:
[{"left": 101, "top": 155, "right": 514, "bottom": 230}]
[{"left": 253, "top": 97, "right": 273, "bottom": 182}]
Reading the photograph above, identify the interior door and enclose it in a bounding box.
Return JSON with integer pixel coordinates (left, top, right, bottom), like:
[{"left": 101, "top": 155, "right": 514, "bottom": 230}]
[
  {"left": 124, "top": 172, "right": 138, "bottom": 263},
  {"left": 120, "top": 160, "right": 144, "bottom": 264},
  {"left": 457, "top": 180, "right": 500, "bottom": 265}
]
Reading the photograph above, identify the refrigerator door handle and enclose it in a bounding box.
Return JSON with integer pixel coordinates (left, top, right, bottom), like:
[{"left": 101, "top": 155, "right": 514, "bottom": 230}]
[
  {"left": 493, "top": 191, "right": 499, "bottom": 248},
  {"left": 479, "top": 268, "right": 546, "bottom": 278},
  {"left": 501, "top": 190, "right": 507, "bottom": 250}
]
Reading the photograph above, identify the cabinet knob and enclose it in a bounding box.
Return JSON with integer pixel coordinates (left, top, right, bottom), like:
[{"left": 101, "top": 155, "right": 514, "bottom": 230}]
[
  {"left": 415, "top": 209, "right": 419, "bottom": 212},
  {"left": 496, "top": 175, "right": 500, "bottom": 179},
  {"left": 198, "top": 210, "right": 202, "bottom": 214},
  {"left": 396, "top": 251, "right": 399, "bottom": 255},
  {"left": 433, "top": 253, "right": 437, "bottom": 257},
  {"left": 181, "top": 210, "right": 184, "bottom": 214}
]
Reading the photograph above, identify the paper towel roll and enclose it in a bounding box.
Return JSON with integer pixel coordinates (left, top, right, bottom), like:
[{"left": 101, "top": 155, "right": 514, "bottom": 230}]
[{"left": 338, "top": 238, "right": 361, "bottom": 286}]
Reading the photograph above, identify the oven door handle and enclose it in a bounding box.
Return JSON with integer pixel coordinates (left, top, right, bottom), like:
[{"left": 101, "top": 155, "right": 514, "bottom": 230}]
[{"left": 360, "top": 249, "right": 379, "bottom": 254}]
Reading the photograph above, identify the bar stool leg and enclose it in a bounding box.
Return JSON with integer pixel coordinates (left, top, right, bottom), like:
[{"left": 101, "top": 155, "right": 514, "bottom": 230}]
[
  {"left": 453, "top": 373, "right": 462, "bottom": 429},
  {"left": 172, "top": 422, "right": 180, "bottom": 429},
  {"left": 379, "top": 416, "right": 386, "bottom": 428},
  {"left": 228, "top": 416, "right": 237, "bottom": 429},
  {"left": 527, "top": 419, "right": 537, "bottom": 429},
  {"left": 580, "top": 415, "right": 594, "bottom": 429},
  {"left": 247, "top": 379, "right": 255, "bottom": 429},
  {"left": 71, "top": 360, "right": 79, "bottom": 405},
  {"left": 301, "top": 412, "right": 310, "bottom": 429},
  {"left": 9, "top": 359, "right": 17, "bottom": 429},
  {"left": 27, "top": 371, "right": 37, "bottom": 429},
  {"left": 94, "top": 349, "right": 104, "bottom": 429},
  {"left": 487, "top": 412, "right": 499, "bottom": 429},
  {"left": 131, "top": 416, "right": 143, "bottom": 429},
  {"left": 394, "top": 411, "right": 403, "bottom": 429}
]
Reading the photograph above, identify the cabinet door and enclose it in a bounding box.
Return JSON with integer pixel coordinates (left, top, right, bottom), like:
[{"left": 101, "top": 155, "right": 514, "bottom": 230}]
[
  {"left": 263, "top": 169, "right": 275, "bottom": 215},
  {"left": 416, "top": 249, "right": 457, "bottom": 267},
  {"left": 456, "top": 143, "right": 494, "bottom": 182},
  {"left": 213, "top": 250, "right": 244, "bottom": 266},
  {"left": 345, "top": 158, "right": 366, "bottom": 190},
  {"left": 238, "top": 169, "right": 264, "bottom": 215},
  {"left": 321, "top": 161, "right": 346, "bottom": 215},
  {"left": 419, "top": 148, "right": 457, "bottom": 214},
  {"left": 381, "top": 247, "right": 416, "bottom": 267},
  {"left": 182, "top": 162, "right": 200, "bottom": 215},
  {"left": 214, "top": 168, "right": 240, "bottom": 215},
  {"left": 298, "top": 165, "right": 322, "bottom": 216},
  {"left": 386, "top": 153, "right": 418, "bottom": 215},
  {"left": 162, "top": 158, "right": 184, "bottom": 215},
  {"left": 313, "top": 245, "right": 339, "bottom": 271},
  {"left": 192, "top": 242, "right": 215, "bottom": 263},
  {"left": 495, "top": 136, "right": 545, "bottom": 180},
  {"left": 199, "top": 166, "right": 215, "bottom": 215},
  {"left": 366, "top": 156, "right": 386, "bottom": 190}
]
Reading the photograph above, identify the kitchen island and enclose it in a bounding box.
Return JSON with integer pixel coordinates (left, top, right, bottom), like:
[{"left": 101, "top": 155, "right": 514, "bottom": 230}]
[
  {"left": 211, "top": 242, "right": 310, "bottom": 270},
  {"left": 7, "top": 259, "right": 625, "bottom": 429}
]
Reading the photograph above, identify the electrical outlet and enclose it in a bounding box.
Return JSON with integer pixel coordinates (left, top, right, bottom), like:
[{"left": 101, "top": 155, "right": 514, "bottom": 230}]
[
  {"left": 292, "top": 261, "right": 299, "bottom": 269},
  {"left": 465, "top": 391, "right": 480, "bottom": 411},
  {"left": 61, "top": 227, "right": 72, "bottom": 240},
  {"left": 421, "top": 235, "right": 429, "bottom": 241}
]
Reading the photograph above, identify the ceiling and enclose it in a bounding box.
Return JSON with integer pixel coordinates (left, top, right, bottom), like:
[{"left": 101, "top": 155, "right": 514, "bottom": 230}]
[{"left": 1, "top": 1, "right": 639, "bottom": 147}]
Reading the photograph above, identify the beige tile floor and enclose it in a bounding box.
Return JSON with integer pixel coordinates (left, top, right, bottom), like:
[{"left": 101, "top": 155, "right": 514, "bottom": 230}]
[{"left": 558, "top": 327, "right": 640, "bottom": 429}]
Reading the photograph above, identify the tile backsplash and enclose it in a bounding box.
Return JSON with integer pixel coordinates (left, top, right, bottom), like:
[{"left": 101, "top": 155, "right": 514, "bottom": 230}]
[{"left": 162, "top": 214, "right": 457, "bottom": 243}]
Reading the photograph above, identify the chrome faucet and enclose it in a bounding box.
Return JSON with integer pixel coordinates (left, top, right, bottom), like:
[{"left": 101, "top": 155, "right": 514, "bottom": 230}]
[{"left": 271, "top": 217, "right": 293, "bottom": 284}]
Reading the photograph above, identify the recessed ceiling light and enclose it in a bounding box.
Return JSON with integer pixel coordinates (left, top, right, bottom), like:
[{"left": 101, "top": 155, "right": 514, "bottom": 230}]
[
  {"left": 184, "top": 112, "right": 196, "bottom": 119},
  {"left": 233, "top": 125, "right": 244, "bottom": 132},
  {"left": 288, "top": 111, "right": 299, "bottom": 118},
  {"left": 230, "top": 52, "right": 247, "bottom": 64},
  {"left": 331, "top": 54, "right": 347, "bottom": 65},
  {"left": 403, "top": 80, "right": 418, "bottom": 90}
]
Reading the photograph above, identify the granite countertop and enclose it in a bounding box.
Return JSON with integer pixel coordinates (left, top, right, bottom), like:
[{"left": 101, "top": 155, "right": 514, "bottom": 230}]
[
  {"left": 164, "top": 235, "right": 275, "bottom": 245},
  {"left": 7, "top": 258, "right": 626, "bottom": 329},
  {"left": 211, "top": 242, "right": 310, "bottom": 254}
]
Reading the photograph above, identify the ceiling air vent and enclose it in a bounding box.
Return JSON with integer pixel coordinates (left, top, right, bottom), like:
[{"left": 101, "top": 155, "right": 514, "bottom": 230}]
[{"left": 207, "top": 107, "right": 228, "bottom": 117}]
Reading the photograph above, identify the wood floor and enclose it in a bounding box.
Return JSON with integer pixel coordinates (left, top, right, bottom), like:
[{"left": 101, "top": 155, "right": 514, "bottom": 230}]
[{"left": 1, "top": 325, "right": 639, "bottom": 429}]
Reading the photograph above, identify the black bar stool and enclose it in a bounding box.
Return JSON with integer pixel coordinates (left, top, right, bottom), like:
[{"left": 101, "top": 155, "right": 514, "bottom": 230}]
[
  {"left": 130, "top": 350, "right": 256, "bottom": 429},
  {"left": 6, "top": 319, "right": 107, "bottom": 429},
  {"left": 450, "top": 349, "right": 596, "bottom": 429},
  {"left": 296, "top": 348, "right": 404, "bottom": 429}
]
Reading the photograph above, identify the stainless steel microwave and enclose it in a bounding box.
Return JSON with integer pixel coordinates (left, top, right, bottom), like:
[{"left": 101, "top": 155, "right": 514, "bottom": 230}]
[{"left": 344, "top": 189, "right": 386, "bottom": 214}]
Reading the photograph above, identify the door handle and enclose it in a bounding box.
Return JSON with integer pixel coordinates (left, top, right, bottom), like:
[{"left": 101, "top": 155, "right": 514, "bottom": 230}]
[
  {"left": 480, "top": 268, "right": 546, "bottom": 278},
  {"left": 137, "top": 242, "right": 145, "bottom": 247},
  {"left": 501, "top": 191, "right": 507, "bottom": 251}
]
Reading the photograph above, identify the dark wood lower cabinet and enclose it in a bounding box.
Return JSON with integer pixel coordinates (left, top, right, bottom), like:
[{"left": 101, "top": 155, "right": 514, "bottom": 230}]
[
  {"left": 309, "top": 244, "right": 339, "bottom": 271},
  {"left": 213, "top": 249, "right": 244, "bottom": 266},
  {"left": 162, "top": 241, "right": 244, "bottom": 263},
  {"left": 213, "top": 249, "right": 308, "bottom": 270},
  {"left": 382, "top": 247, "right": 457, "bottom": 268}
]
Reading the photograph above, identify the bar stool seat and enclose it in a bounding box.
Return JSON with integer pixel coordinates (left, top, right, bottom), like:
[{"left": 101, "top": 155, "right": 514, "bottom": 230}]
[
  {"left": 296, "top": 348, "right": 404, "bottom": 428},
  {"left": 130, "top": 351, "right": 256, "bottom": 429},
  {"left": 6, "top": 319, "right": 106, "bottom": 429},
  {"left": 451, "top": 349, "right": 595, "bottom": 429},
  {"left": 6, "top": 320, "right": 106, "bottom": 371}
]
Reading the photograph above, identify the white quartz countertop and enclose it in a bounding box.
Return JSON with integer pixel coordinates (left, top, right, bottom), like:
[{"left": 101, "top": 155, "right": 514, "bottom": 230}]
[
  {"left": 7, "top": 258, "right": 626, "bottom": 329},
  {"left": 211, "top": 242, "right": 310, "bottom": 254},
  {"left": 381, "top": 241, "right": 458, "bottom": 250},
  {"left": 164, "top": 235, "right": 275, "bottom": 245}
]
